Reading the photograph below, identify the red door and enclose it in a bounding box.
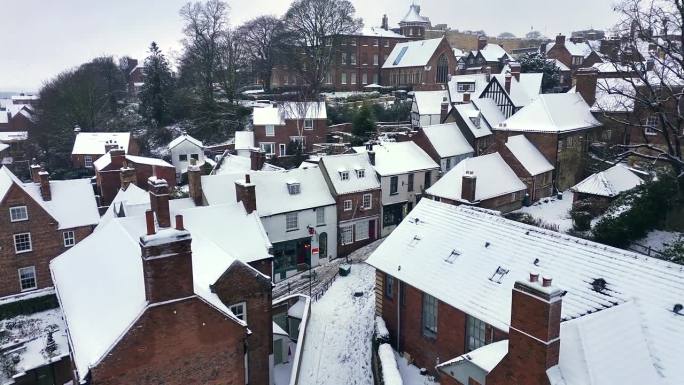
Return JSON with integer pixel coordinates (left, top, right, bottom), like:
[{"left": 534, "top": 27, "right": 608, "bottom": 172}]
[{"left": 369, "top": 220, "right": 376, "bottom": 240}]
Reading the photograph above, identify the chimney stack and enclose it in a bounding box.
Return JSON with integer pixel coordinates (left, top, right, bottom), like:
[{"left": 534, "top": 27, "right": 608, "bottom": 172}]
[
  {"left": 119, "top": 162, "right": 137, "bottom": 190},
  {"left": 30, "top": 161, "right": 41, "bottom": 183},
  {"left": 382, "top": 14, "right": 389, "bottom": 31},
  {"left": 490, "top": 275, "right": 563, "bottom": 385},
  {"left": 148, "top": 177, "right": 171, "bottom": 228},
  {"left": 463, "top": 93, "right": 471, "bottom": 103},
  {"left": 250, "top": 148, "right": 266, "bottom": 171},
  {"left": 104, "top": 140, "right": 120, "bottom": 154},
  {"left": 555, "top": 34, "right": 566, "bottom": 47},
  {"left": 461, "top": 171, "right": 477, "bottom": 202},
  {"left": 505, "top": 72, "right": 512, "bottom": 94},
  {"left": 485, "top": 66, "right": 492, "bottom": 82},
  {"left": 39, "top": 168, "right": 51, "bottom": 202},
  {"left": 110, "top": 147, "right": 126, "bottom": 169},
  {"left": 440, "top": 98, "right": 450, "bottom": 123},
  {"left": 235, "top": 174, "right": 257, "bottom": 214},
  {"left": 509, "top": 62, "right": 521, "bottom": 81},
  {"left": 575, "top": 67, "right": 599, "bottom": 107},
  {"left": 187, "top": 160, "right": 204, "bottom": 206},
  {"left": 139, "top": 211, "right": 194, "bottom": 304},
  {"left": 477, "top": 35, "right": 488, "bottom": 51}
]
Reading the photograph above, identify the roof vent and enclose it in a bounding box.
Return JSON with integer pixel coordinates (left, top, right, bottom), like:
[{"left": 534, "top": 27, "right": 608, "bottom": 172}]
[
  {"left": 674, "top": 304, "right": 683, "bottom": 315},
  {"left": 592, "top": 278, "right": 607, "bottom": 293},
  {"left": 408, "top": 235, "right": 421, "bottom": 247},
  {"left": 484, "top": 241, "right": 490, "bottom": 248},
  {"left": 444, "top": 249, "right": 461, "bottom": 264},
  {"left": 489, "top": 266, "right": 510, "bottom": 284},
  {"left": 533, "top": 258, "right": 540, "bottom": 266}
]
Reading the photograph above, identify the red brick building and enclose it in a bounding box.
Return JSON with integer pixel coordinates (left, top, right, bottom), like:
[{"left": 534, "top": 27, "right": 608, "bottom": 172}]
[
  {"left": 71, "top": 131, "right": 139, "bottom": 170},
  {"left": 51, "top": 178, "right": 274, "bottom": 385},
  {"left": 0, "top": 165, "right": 99, "bottom": 298},
  {"left": 368, "top": 199, "right": 682, "bottom": 385},
  {"left": 381, "top": 37, "right": 457, "bottom": 90},
  {"left": 458, "top": 36, "right": 513, "bottom": 74},
  {"left": 497, "top": 134, "right": 555, "bottom": 202},
  {"left": 94, "top": 147, "right": 176, "bottom": 207},
  {"left": 544, "top": 34, "right": 603, "bottom": 72},
  {"left": 252, "top": 101, "right": 328, "bottom": 156},
  {"left": 319, "top": 152, "right": 382, "bottom": 257}
]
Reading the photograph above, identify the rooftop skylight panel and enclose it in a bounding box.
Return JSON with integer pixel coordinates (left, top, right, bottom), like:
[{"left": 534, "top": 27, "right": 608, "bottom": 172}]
[{"left": 394, "top": 46, "right": 409, "bottom": 66}]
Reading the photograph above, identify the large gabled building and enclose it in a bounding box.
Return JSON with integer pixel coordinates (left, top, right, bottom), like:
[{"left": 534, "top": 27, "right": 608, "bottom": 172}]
[{"left": 381, "top": 37, "right": 457, "bottom": 90}]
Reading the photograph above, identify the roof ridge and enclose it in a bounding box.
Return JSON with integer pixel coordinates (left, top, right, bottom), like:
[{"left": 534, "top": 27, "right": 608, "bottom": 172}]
[{"left": 539, "top": 95, "right": 559, "bottom": 129}]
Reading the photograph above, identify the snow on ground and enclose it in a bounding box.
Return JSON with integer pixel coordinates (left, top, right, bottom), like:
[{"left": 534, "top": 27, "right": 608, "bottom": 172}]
[
  {"left": 515, "top": 191, "right": 573, "bottom": 232},
  {"left": 394, "top": 351, "right": 439, "bottom": 385},
  {"left": 297, "top": 263, "right": 376, "bottom": 385},
  {"left": 633, "top": 230, "right": 683, "bottom": 252},
  {"left": 273, "top": 341, "right": 296, "bottom": 385}
]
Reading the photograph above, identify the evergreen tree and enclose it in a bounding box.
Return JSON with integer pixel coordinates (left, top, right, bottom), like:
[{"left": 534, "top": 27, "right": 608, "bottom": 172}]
[
  {"left": 519, "top": 52, "right": 561, "bottom": 92},
  {"left": 140, "top": 42, "right": 175, "bottom": 128},
  {"left": 352, "top": 105, "right": 376, "bottom": 144}
]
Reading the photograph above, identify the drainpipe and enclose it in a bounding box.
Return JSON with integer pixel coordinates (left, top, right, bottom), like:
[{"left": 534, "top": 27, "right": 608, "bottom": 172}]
[{"left": 396, "top": 280, "right": 402, "bottom": 351}]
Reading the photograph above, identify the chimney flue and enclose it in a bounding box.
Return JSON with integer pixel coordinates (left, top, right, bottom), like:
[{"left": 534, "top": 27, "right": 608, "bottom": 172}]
[
  {"left": 235, "top": 174, "right": 257, "bottom": 214},
  {"left": 461, "top": 171, "right": 477, "bottom": 202},
  {"left": 145, "top": 210, "right": 156, "bottom": 235},
  {"left": 187, "top": 160, "right": 203, "bottom": 206},
  {"left": 175, "top": 214, "right": 185, "bottom": 231},
  {"left": 530, "top": 272, "right": 539, "bottom": 283},
  {"left": 542, "top": 276, "right": 553, "bottom": 287},
  {"left": 39, "top": 169, "right": 51, "bottom": 201},
  {"left": 148, "top": 177, "right": 171, "bottom": 228}
]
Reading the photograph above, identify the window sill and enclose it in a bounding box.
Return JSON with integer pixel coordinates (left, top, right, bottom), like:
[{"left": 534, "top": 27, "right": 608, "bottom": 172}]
[
  {"left": 316, "top": 224, "right": 326, "bottom": 227},
  {"left": 389, "top": 192, "right": 399, "bottom": 196},
  {"left": 15, "top": 250, "right": 33, "bottom": 255},
  {"left": 20, "top": 287, "right": 37, "bottom": 293},
  {"left": 286, "top": 229, "right": 300, "bottom": 233},
  {"left": 10, "top": 219, "right": 28, "bottom": 223}
]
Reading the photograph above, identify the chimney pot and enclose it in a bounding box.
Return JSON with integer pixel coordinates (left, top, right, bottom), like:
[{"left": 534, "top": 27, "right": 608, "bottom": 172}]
[
  {"left": 175, "top": 215, "right": 185, "bottom": 231},
  {"left": 463, "top": 93, "right": 471, "bottom": 103},
  {"left": 145, "top": 210, "right": 156, "bottom": 235},
  {"left": 505, "top": 72, "right": 512, "bottom": 94},
  {"left": 187, "top": 159, "right": 203, "bottom": 206},
  {"left": 530, "top": 272, "right": 540, "bottom": 283},
  {"left": 542, "top": 276, "right": 553, "bottom": 287},
  {"left": 148, "top": 178, "right": 171, "bottom": 228},
  {"left": 245, "top": 174, "right": 251, "bottom": 184},
  {"left": 461, "top": 172, "right": 477, "bottom": 202},
  {"left": 556, "top": 34, "right": 566, "bottom": 46}
]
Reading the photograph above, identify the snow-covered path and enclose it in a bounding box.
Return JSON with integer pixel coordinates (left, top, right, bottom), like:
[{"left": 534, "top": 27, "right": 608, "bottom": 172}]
[{"left": 297, "top": 263, "right": 376, "bottom": 385}]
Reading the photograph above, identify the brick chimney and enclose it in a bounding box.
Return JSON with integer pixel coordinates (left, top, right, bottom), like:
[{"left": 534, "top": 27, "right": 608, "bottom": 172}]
[
  {"left": 461, "top": 171, "right": 477, "bottom": 202},
  {"left": 575, "top": 67, "right": 599, "bottom": 107},
  {"left": 478, "top": 35, "right": 488, "bottom": 51},
  {"left": 104, "top": 140, "right": 120, "bottom": 154},
  {"left": 491, "top": 274, "right": 564, "bottom": 385},
  {"left": 250, "top": 149, "right": 266, "bottom": 171},
  {"left": 440, "top": 98, "right": 450, "bottom": 123},
  {"left": 235, "top": 174, "right": 257, "bottom": 214},
  {"left": 110, "top": 147, "right": 126, "bottom": 169},
  {"left": 382, "top": 14, "right": 389, "bottom": 31},
  {"left": 139, "top": 211, "right": 194, "bottom": 304},
  {"left": 30, "top": 162, "right": 41, "bottom": 183},
  {"left": 505, "top": 72, "right": 512, "bottom": 94},
  {"left": 120, "top": 162, "right": 137, "bottom": 190},
  {"left": 555, "top": 34, "right": 566, "bottom": 47},
  {"left": 39, "top": 168, "right": 51, "bottom": 202},
  {"left": 509, "top": 62, "right": 521, "bottom": 81},
  {"left": 463, "top": 93, "right": 471, "bottom": 103},
  {"left": 485, "top": 66, "right": 492, "bottom": 82},
  {"left": 188, "top": 160, "right": 203, "bottom": 206},
  {"left": 148, "top": 177, "right": 171, "bottom": 228}
]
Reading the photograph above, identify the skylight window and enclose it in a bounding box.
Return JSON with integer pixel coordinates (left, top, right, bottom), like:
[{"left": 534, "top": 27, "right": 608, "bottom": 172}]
[
  {"left": 393, "top": 46, "right": 409, "bottom": 66},
  {"left": 444, "top": 249, "right": 461, "bottom": 264},
  {"left": 489, "top": 266, "right": 509, "bottom": 284}
]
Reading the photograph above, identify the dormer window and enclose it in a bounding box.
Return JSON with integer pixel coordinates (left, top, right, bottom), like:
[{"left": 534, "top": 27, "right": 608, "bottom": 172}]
[
  {"left": 287, "top": 182, "right": 301, "bottom": 195},
  {"left": 339, "top": 171, "right": 349, "bottom": 181},
  {"left": 457, "top": 82, "right": 476, "bottom": 92},
  {"left": 355, "top": 169, "right": 365, "bottom": 178}
]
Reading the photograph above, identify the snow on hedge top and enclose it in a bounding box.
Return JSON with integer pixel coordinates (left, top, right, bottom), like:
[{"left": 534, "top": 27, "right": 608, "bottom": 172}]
[
  {"left": 168, "top": 133, "right": 203, "bottom": 150},
  {"left": 235, "top": 131, "right": 255, "bottom": 150},
  {"left": 353, "top": 142, "right": 439, "bottom": 176},
  {"left": 498, "top": 93, "right": 601, "bottom": 133},
  {"left": 413, "top": 90, "right": 449, "bottom": 115},
  {"left": 202, "top": 167, "right": 335, "bottom": 217},
  {"left": 378, "top": 344, "right": 403, "bottom": 385},
  {"left": 252, "top": 102, "right": 327, "bottom": 126},
  {"left": 0, "top": 166, "right": 99, "bottom": 229},
  {"left": 366, "top": 199, "right": 684, "bottom": 384},
  {"left": 51, "top": 211, "right": 260, "bottom": 381},
  {"left": 422, "top": 123, "right": 475, "bottom": 159},
  {"left": 550, "top": 301, "right": 664, "bottom": 385},
  {"left": 426, "top": 153, "right": 525, "bottom": 203},
  {"left": 571, "top": 164, "right": 643, "bottom": 197},
  {"left": 382, "top": 38, "right": 443, "bottom": 69},
  {"left": 319, "top": 152, "right": 380, "bottom": 195},
  {"left": 505, "top": 135, "right": 554, "bottom": 176},
  {"left": 71, "top": 132, "right": 131, "bottom": 155}
]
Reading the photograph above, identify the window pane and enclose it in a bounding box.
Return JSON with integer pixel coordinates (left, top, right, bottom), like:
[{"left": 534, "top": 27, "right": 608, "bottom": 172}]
[
  {"left": 355, "top": 221, "right": 369, "bottom": 241},
  {"left": 63, "top": 231, "right": 75, "bottom": 247},
  {"left": 385, "top": 275, "right": 393, "bottom": 298},
  {"left": 466, "top": 315, "right": 486, "bottom": 351},
  {"left": 422, "top": 293, "right": 438, "bottom": 337},
  {"left": 341, "top": 226, "right": 354, "bottom": 245},
  {"left": 19, "top": 267, "right": 36, "bottom": 291},
  {"left": 316, "top": 208, "right": 325, "bottom": 225},
  {"left": 286, "top": 213, "right": 298, "bottom": 231},
  {"left": 14, "top": 233, "right": 32, "bottom": 253},
  {"left": 10, "top": 206, "right": 28, "bottom": 222}
]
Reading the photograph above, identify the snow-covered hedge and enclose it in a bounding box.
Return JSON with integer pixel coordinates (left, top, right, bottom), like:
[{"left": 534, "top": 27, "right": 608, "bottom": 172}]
[
  {"left": 375, "top": 316, "right": 390, "bottom": 343},
  {"left": 378, "top": 343, "right": 403, "bottom": 385}
]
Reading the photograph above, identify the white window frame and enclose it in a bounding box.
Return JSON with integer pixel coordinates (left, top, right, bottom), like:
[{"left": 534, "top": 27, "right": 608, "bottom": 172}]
[
  {"left": 304, "top": 119, "right": 314, "bottom": 130},
  {"left": 340, "top": 225, "right": 354, "bottom": 245},
  {"left": 229, "top": 302, "right": 247, "bottom": 322},
  {"left": 373, "top": 54, "right": 379, "bottom": 65},
  {"left": 84, "top": 155, "right": 93, "bottom": 168},
  {"left": 341, "top": 53, "right": 347, "bottom": 65},
  {"left": 265, "top": 125, "right": 275, "bottom": 137},
  {"left": 645, "top": 115, "right": 659, "bottom": 135},
  {"left": 179, "top": 154, "right": 188, "bottom": 162},
  {"left": 355, "top": 169, "right": 365, "bottom": 178},
  {"left": 63, "top": 230, "right": 75, "bottom": 247},
  {"left": 316, "top": 207, "right": 326, "bottom": 226},
  {"left": 457, "top": 82, "right": 476, "bottom": 92},
  {"left": 351, "top": 54, "right": 357, "bottom": 65},
  {"left": 260, "top": 143, "right": 275, "bottom": 155},
  {"left": 362, "top": 73, "right": 368, "bottom": 85},
  {"left": 18, "top": 266, "right": 37, "bottom": 292},
  {"left": 339, "top": 171, "right": 349, "bottom": 181},
  {"left": 14, "top": 232, "right": 32, "bottom": 254},
  {"left": 373, "top": 39, "right": 379, "bottom": 47},
  {"left": 362, "top": 193, "right": 372, "bottom": 209},
  {"left": 10, "top": 206, "right": 28, "bottom": 222},
  {"left": 341, "top": 72, "right": 347, "bottom": 85},
  {"left": 351, "top": 72, "right": 357, "bottom": 85},
  {"left": 279, "top": 143, "right": 287, "bottom": 156},
  {"left": 287, "top": 183, "right": 301, "bottom": 195},
  {"left": 343, "top": 200, "right": 353, "bottom": 211},
  {"left": 355, "top": 220, "right": 370, "bottom": 241},
  {"left": 285, "top": 212, "right": 299, "bottom": 231}
]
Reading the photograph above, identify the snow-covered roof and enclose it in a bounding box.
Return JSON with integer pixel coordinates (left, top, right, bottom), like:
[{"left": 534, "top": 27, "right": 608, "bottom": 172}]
[
  {"left": 570, "top": 164, "right": 643, "bottom": 197},
  {"left": 592, "top": 78, "right": 636, "bottom": 113},
  {"left": 168, "top": 133, "right": 203, "bottom": 150},
  {"left": 0, "top": 143, "right": 9, "bottom": 153},
  {"left": 478, "top": 44, "right": 512, "bottom": 62},
  {"left": 448, "top": 72, "right": 542, "bottom": 108},
  {"left": 356, "top": 27, "right": 407, "bottom": 39},
  {"left": 472, "top": 98, "right": 506, "bottom": 129},
  {"left": 426, "top": 153, "right": 526, "bottom": 203},
  {"left": 0, "top": 131, "right": 28, "bottom": 142},
  {"left": 546, "top": 40, "right": 594, "bottom": 58},
  {"left": 319, "top": 153, "right": 380, "bottom": 195},
  {"left": 71, "top": 132, "right": 131, "bottom": 155},
  {"left": 202, "top": 167, "right": 336, "bottom": 217},
  {"left": 399, "top": 4, "right": 430, "bottom": 24},
  {"left": 367, "top": 199, "right": 684, "bottom": 384},
  {"left": 437, "top": 340, "right": 508, "bottom": 376},
  {"left": 413, "top": 90, "right": 450, "bottom": 115},
  {"left": 382, "top": 38, "right": 444, "bottom": 69},
  {"left": 505, "top": 135, "right": 554, "bottom": 176},
  {"left": 498, "top": 93, "right": 601, "bottom": 133},
  {"left": 213, "top": 153, "right": 283, "bottom": 175},
  {"left": 452, "top": 102, "right": 494, "bottom": 139},
  {"left": 353, "top": 142, "right": 439, "bottom": 177},
  {"left": 421, "top": 123, "right": 474, "bottom": 159},
  {"left": 252, "top": 102, "right": 327, "bottom": 126},
  {"left": 93, "top": 153, "right": 173, "bottom": 171},
  {"left": 235, "top": 131, "right": 255, "bottom": 150},
  {"left": 10, "top": 94, "right": 39, "bottom": 101},
  {"left": 51, "top": 204, "right": 269, "bottom": 381},
  {"left": 0, "top": 166, "right": 99, "bottom": 229},
  {"left": 548, "top": 58, "right": 571, "bottom": 72}
]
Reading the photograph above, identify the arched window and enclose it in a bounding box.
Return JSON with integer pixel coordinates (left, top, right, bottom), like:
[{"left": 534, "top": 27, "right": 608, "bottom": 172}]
[{"left": 436, "top": 54, "right": 449, "bottom": 84}]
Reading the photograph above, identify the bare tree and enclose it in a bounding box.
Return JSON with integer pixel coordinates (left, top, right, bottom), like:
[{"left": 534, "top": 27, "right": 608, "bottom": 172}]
[
  {"left": 281, "top": 0, "right": 362, "bottom": 99},
  {"left": 238, "top": 16, "right": 285, "bottom": 91},
  {"left": 216, "top": 27, "right": 249, "bottom": 103},
  {"left": 179, "top": 0, "right": 229, "bottom": 107},
  {"left": 597, "top": 0, "right": 684, "bottom": 188}
]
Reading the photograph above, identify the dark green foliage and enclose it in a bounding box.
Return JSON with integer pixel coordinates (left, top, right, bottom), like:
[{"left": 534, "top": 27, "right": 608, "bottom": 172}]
[
  {"left": 571, "top": 210, "right": 593, "bottom": 231},
  {"left": 593, "top": 174, "right": 680, "bottom": 248},
  {"left": 0, "top": 293, "right": 59, "bottom": 319},
  {"left": 140, "top": 42, "right": 176, "bottom": 129},
  {"left": 352, "top": 105, "right": 376, "bottom": 142},
  {"left": 371, "top": 101, "right": 411, "bottom": 122},
  {"left": 519, "top": 52, "right": 561, "bottom": 91},
  {"left": 661, "top": 238, "right": 684, "bottom": 265}
]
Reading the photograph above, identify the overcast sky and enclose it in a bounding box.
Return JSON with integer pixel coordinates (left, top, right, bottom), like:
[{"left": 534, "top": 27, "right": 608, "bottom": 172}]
[{"left": 1, "top": 0, "right": 619, "bottom": 92}]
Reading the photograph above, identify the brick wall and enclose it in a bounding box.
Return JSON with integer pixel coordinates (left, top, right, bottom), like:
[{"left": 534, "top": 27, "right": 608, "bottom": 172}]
[
  {"left": 96, "top": 163, "right": 177, "bottom": 207},
  {"left": 90, "top": 297, "right": 248, "bottom": 385},
  {"left": 253, "top": 118, "right": 328, "bottom": 155},
  {"left": 0, "top": 184, "right": 93, "bottom": 297},
  {"left": 336, "top": 190, "right": 382, "bottom": 256},
  {"left": 382, "top": 38, "right": 456, "bottom": 89},
  {"left": 213, "top": 262, "right": 273, "bottom": 385}
]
